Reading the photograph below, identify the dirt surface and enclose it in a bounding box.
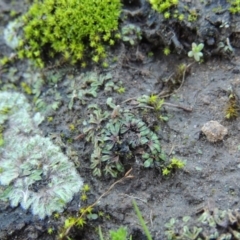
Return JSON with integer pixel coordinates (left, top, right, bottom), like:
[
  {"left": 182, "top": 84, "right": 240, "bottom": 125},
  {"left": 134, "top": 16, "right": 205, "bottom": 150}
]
[{"left": 1, "top": 0, "right": 240, "bottom": 240}]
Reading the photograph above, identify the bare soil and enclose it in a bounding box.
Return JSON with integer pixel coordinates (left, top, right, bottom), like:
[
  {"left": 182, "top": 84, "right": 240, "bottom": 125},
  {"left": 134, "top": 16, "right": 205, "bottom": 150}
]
[{"left": 1, "top": 0, "right": 240, "bottom": 240}]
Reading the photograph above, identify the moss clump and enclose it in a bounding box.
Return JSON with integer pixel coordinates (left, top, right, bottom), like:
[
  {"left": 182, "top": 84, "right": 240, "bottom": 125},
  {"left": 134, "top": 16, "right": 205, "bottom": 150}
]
[
  {"left": 162, "top": 157, "right": 185, "bottom": 176},
  {"left": 18, "top": 0, "right": 122, "bottom": 67},
  {"left": 228, "top": 0, "right": 240, "bottom": 14},
  {"left": 149, "top": 0, "right": 178, "bottom": 14}
]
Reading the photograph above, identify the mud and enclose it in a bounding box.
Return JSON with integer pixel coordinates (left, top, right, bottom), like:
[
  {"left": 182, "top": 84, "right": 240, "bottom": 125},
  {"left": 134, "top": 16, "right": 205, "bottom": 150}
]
[{"left": 1, "top": 0, "right": 240, "bottom": 240}]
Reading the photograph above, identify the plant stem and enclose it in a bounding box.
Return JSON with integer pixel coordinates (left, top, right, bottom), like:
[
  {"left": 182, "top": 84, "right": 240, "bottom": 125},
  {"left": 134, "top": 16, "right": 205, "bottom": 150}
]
[
  {"left": 98, "top": 226, "right": 105, "bottom": 240},
  {"left": 132, "top": 199, "right": 153, "bottom": 240}
]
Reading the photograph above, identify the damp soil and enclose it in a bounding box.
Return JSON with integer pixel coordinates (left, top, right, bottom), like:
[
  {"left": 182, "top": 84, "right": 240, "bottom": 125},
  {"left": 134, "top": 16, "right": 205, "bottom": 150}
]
[{"left": 1, "top": 0, "right": 240, "bottom": 240}]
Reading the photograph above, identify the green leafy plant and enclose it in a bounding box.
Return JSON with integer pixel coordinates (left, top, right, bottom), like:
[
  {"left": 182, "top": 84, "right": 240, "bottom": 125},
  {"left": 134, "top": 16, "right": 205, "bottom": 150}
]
[
  {"left": 137, "top": 94, "right": 169, "bottom": 121},
  {"left": 217, "top": 38, "right": 234, "bottom": 56},
  {"left": 148, "top": 94, "right": 165, "bottom": 111},
  {"left": 98, "top": 200, "right": 152, "bottom": 240},
  {"left": 90, "top": 110, "right": 165, "bottom": 177},
  {"left": 116, "top": 86, "right": 126, "bottom": 94},
  {"left": 59, "top": 170, "right": 133, "bottom": 239},
  {"left": 18, "top": 68, "right": 64, "bottom": 114},
  {"left": 165, "top": 208, "right": 240, "bottom": 239},
  {"left": 67, "top": 71, "right": 119, "bottom": 109},
  {"left": 15, "top": 0, "right": 122, "bottom": 67},
  {"left": 121, "top": 24, "right": 142, "bottom": 46},
  {"left": 82, "top": 105, "right": 110, "bottom": 143},
  {"left": 188, "top": 43, "right": 204, "bottom": 62},
  {"left": 82, "top": 97, "right": 184, "bottom": 177}
]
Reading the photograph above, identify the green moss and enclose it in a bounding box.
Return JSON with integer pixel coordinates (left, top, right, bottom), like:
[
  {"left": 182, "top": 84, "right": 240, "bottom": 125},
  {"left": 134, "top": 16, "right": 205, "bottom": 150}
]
[
  {"left": 18, "top": 0, "right": 122, "bottom": 67},
  {"left": 178, "top": 13, "right": 184, "bottom": 21},
  {"left": 149, "top": 0, "right": 178, "bottom": 15},
  {"left": 187, "top": 9, "right": 198, "bottom": 22},
  {"left": 212, "top": 6, "right": 223, "bottom": 13},
  {"left": 162, "top": 157, "right": 185, "bottom": 176},
  {"left": 0, "top": 125, "right": 5, "bottom": 147},
  {"left": 0, "top": 56, "right": 10, "bottom": 66},
  {"left": 116, "top": 86, "right": 125, "bottom": 94},
  {"left": 163, "top": 47, "right": 171, "bottom": 56},
  {"left": 228, "top": 0, "right": 240, "bottom": 13},
  {"left": 21, "top": 82, "right": 32, "bottom": 95}
]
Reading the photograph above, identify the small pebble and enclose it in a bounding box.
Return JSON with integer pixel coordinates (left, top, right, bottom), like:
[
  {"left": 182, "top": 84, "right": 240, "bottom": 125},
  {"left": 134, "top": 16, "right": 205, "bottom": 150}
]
[{"left": 201, "top": 120, "right": 228, "bottom": 142}]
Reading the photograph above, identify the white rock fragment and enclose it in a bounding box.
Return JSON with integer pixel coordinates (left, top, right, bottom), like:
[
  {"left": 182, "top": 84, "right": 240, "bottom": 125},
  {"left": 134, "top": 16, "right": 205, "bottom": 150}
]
[{"left": 201, "top": 120, "right": 228, "bottom": 142}]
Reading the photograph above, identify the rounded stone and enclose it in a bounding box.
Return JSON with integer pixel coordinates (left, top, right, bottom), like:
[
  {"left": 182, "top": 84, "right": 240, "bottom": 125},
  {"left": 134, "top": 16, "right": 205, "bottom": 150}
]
[{"left": 201, "top": 120, "right": 228, "bottom": 142}]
